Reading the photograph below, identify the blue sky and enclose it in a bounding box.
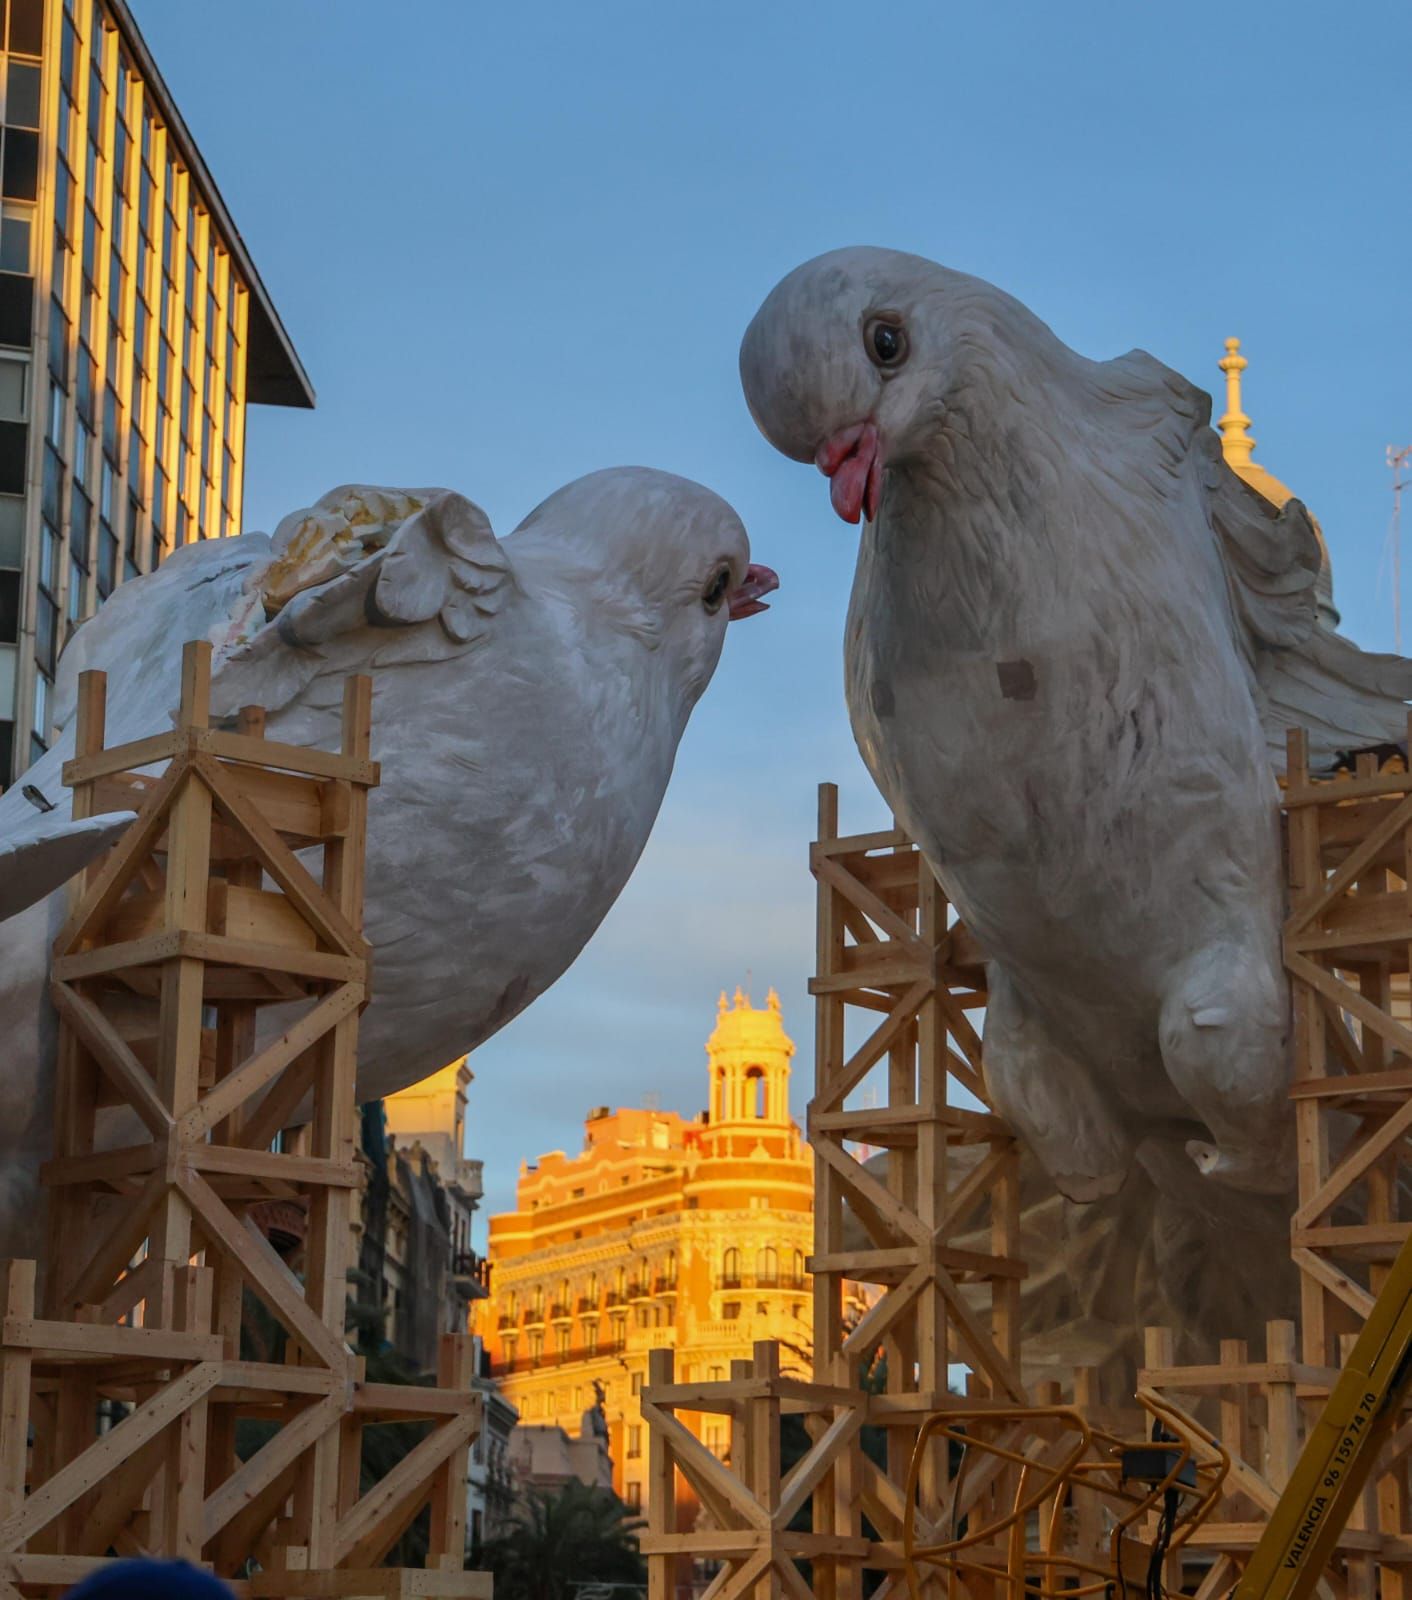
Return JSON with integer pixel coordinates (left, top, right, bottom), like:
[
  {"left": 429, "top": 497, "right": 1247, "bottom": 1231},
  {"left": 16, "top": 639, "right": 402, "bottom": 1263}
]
[{"left": 135, "top": 0, "right": 1411, "bottom": 1226}]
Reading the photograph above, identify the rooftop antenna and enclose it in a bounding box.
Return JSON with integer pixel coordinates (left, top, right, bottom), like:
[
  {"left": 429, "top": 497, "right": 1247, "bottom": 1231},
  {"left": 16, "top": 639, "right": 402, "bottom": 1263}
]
[{"left": 1391, "top": 446, "right": 1412, "bottom": 654}]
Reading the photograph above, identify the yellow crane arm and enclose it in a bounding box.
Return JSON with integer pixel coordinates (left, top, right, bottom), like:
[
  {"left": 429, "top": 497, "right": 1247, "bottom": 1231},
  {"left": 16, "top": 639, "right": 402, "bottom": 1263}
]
[{"left": 1233, "top": 1231, "right": 1412, "bottom": 1599}]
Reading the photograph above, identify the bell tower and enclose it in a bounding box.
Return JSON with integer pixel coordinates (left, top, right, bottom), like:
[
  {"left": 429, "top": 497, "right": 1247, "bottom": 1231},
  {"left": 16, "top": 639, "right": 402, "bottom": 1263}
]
[{"left": 706, "top": 986, "right": 795, "bottom": 1129}]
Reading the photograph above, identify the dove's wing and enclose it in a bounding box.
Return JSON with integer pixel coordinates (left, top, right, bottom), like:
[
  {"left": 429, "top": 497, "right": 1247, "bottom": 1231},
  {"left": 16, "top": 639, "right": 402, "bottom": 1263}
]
[
  {"left": 1102, "top": 346, "right": 1412, "bottom": 771},
  {"left": 1195, "top": 428, "right": 1412, "bottom": 768},
  {"left": 210, "top": 487, "right": 514, "bottom": 720},
  {"left": 0, "top": 810, "right": 135, "bottom": 921}
]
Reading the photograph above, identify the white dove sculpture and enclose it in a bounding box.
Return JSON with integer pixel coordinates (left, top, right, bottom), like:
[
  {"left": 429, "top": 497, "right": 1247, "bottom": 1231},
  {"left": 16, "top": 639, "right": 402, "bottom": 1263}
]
[
  {"left": 740, "top": 245, "right": 1411, "bottom": 1213},
  {"left": 0, "top": 468, "right": 777, "bottom": 1254}
]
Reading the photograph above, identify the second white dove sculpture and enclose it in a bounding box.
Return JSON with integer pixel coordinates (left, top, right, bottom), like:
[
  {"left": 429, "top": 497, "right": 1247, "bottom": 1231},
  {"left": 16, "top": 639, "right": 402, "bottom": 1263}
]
[
  {"left": 0, "top": 468, "right": 777, "bottom": 1255},
  {"left": 740, "top": 245, "right": 1411, "bottom": 1213}
]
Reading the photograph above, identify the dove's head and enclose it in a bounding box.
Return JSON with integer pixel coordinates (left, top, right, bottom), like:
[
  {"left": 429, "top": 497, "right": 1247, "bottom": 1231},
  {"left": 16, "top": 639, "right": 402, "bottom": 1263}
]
[
  {"left": 740, "top": 246, "right": 1011, "bottom": 525},
  {"left": 510, "top": 467, "right": 777, "bottom": 716}
]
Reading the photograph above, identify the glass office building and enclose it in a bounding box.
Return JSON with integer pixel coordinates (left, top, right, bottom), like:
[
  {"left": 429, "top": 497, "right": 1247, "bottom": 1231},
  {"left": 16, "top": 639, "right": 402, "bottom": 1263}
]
[{"left": 0, "top": 0, "right": 311, "bottom": 780}]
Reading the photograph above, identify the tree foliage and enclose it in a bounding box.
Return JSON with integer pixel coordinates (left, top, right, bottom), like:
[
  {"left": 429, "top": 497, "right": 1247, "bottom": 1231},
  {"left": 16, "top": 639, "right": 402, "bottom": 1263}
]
[{"left": 479, "top": 1480, "right": 645, "bottom": 1600}]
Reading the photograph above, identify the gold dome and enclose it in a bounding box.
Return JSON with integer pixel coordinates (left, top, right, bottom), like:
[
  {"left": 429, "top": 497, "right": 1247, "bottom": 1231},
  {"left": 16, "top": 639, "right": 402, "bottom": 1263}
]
[{"left": 1218, "top": 338, "right": 1338, "bottom": 626}]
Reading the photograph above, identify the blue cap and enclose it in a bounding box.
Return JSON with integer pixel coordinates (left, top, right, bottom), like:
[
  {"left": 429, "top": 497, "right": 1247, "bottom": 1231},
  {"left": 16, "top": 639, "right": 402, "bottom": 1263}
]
[{"left": 68, "top": 1560, "right": 237, "bottom": 1598}]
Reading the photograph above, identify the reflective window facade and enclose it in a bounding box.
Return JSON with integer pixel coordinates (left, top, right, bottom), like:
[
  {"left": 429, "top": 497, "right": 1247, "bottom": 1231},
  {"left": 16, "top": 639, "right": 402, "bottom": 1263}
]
[{"left": 0, "top": 0, "right": 311, "bottom": 781}]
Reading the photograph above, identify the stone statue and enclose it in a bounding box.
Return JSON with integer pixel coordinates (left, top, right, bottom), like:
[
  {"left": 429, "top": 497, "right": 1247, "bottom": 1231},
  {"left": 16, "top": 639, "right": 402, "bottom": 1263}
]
[
  {"left": 0, "top": 473, "right": 777, "bottom": 1256},
  {"left": 742, "top": 247, "right": 1410, "bottom": 1362}
]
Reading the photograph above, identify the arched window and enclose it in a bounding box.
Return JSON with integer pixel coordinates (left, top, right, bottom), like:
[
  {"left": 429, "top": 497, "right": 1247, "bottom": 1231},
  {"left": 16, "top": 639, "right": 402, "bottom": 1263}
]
[
  {"left": 665, "top": 1251, "right": 677, "bottom": 1286},
  {"left": 793, "top": 1250, "right": 807, "bottom": 1286},
  {"left": 615, "top": 1265, "right": 626, "bottom": 1297},
  {"left": 532, "top": 1286, "right": 544, "bottom": 1317},
  {"left": 745, "top": 1064, "right": 765, "bottom": 1118},
  {"left": 587, "top": 1272, "right": 598, "bottom": 1302},
  {"left": 722, "top": 1247, "right": 740, "bottom": 1288},
  {"left": 508, "top": 1292, "right": 518, "bottom": 1318},
  {"left": 757, "top": 1246, "right": 778, "bottom": 1286}
]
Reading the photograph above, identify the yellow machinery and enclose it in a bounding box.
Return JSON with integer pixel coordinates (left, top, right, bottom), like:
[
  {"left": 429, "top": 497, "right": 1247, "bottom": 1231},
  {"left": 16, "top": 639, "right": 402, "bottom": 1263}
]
[{"left": 1231, "top": 1228, "right": 1412, "bottom": 1598}]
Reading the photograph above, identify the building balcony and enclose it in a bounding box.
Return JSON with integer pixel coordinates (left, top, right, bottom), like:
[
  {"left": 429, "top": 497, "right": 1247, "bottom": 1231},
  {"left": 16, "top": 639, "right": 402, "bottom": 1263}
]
[
  {"left": 576, "top": 1296, "right": 596, "bottom": 1314},
  {"left": 653, "top": 1275, "right": 678, "bottom": 1295},
  {"left": 549, "top": 1302, "right": 572, "bottom": 1321},
  {"left": 523, "top": 1308, "right": 546, "bottom": 1326},
  {"left": 604, "top": 1291, "right": 626, "bottom": 1308},
  {"left": 715, "top": 1272, "right": 808, "bottom": 1293},
  {"left": 452, "top": 1249, "right": 491, "bottom": 1298},
  {"left": 627, "top": 1280, "right": 650, "bottom": 1302},
  {"left": 495, "top": 1312, "right": 516, "bottom": 1331}
]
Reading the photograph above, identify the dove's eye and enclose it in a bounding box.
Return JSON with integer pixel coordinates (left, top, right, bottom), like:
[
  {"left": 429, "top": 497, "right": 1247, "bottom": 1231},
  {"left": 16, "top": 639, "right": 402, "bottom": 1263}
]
[
  {"left": 865, "top": 316, "right": 907, "bottom": 369},
  {"left": 702, "top": 567, "right": 732, "bottom": 614}
]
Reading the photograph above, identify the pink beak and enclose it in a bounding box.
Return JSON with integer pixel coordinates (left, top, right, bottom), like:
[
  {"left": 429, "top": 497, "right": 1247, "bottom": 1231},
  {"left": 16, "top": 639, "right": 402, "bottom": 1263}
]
[
  {"left": 727, "top": 562, "right": 780, "bottom": 620},
  {"left": 815, "top": 422, "right": 883, "bottom": 524}
]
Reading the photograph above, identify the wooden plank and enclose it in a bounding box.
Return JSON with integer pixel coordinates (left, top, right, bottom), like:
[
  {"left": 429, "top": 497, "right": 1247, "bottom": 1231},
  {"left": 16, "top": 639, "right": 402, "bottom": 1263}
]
[
  {"left": 0, "top": 1263, "right": 34, "bottom": 1526},
  {"left": 1287, "top": 789, "right": 1412, "bottom": 933},
  {"left": 61, "top": 731, "right": 183, "bottom": 787},
  {"left": 46, "top": 983, "right": 175, "bottom": 1136},
  {"left": 2, "top": 1319, "right": 223, "bottom": 1363},
  {"left": 177, "top": 932, "right": 365, "bottom": 984},
  {"left": 181, "top": 983, "right": 363, "bottom": 1139},
  {"left": 202, "top": 1392, "right": 345, "bottom": 1544},
  {"left": 332, "top": 1411, "right": 480, "bottom": 1566},
  {"left": 193, "top": 755, "right": 368, "bottom": 959},
  {"left": 177, "top": 1169, "right": 346, "bottom": 1371},
  {"left": 811, "top": 853, "right": 928, "bottom": 953},
  {"left": 201, "top": 729, "right": 378, "bottom": 785},
  {"left": 187, "top": 1145, "right": 361, "bottom": 1189},
  {"left": 0, "top": 1361, "right": 221, "bottom": 1547}
]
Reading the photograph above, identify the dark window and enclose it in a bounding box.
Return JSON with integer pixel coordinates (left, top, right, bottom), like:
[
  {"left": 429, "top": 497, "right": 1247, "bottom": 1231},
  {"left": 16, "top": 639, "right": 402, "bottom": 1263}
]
[
  {"left": 96, "top": 520, "right": 115, "bottom": 597},
  {"left": 0, "top": 209, "right": 30, "bottom": 274},
  {"left": 70, "top": 478, "right": 91, "bottom": 552},
  {"left": 47, "top": 298, "right": 68, "bottom": 383},
  {"left": 35, "top": 590, "right": 56, "bottom": 673},
  {"left": 67, "top": 552, "right": 84, "bottom": 621},
  {"left": 102, "top": 384, "right": 118, "bottom": 460},
  {"left": 60, "top": 17, "right": 78, "bottom": 91},
  {"left": 5, "top": 63, "right": 40, "bottom": 130},
  {"left": 46, "top": 381, "right": 62, "bottom": 448},
  {"left": 81, "top": 204, "right": 98, "bottom": 284},
  {"left": 0, "top": 569, "right": 18, "bottom": 641},
  {"left": 9, "top": 0, "right": 44, "bottom": 58},
  {"left": 40, "top": 441, "right": 61, "bottom": 521},
  {"left": 0, "top": 272, "right": 31, "bottom": 346},
  {"left": 38, "top": 520, "right": 57, "bottom": 593},
  {"left": 0, "top": 720, "right": 12, "bottom": 782},
  {"left": 53, "top": 160, "right": 73, "bottom": 242},
  {"left": 75, "top": 344, "right": 92, "bottom": 424},
  {"left": 0, "top": 418, "right": 25, "bottom": 493},
  {"left": 1, "top": 130, "right": 38, "bottom": 202}
]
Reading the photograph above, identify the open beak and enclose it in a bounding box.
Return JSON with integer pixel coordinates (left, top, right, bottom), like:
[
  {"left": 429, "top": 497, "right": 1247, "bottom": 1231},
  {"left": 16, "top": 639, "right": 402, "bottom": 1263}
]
[
  {"left": 727, "top": 562, "right": 780, "bottom": 621},
  {"left": 815, "top": 422, "right": 883, "bottom": 525}
]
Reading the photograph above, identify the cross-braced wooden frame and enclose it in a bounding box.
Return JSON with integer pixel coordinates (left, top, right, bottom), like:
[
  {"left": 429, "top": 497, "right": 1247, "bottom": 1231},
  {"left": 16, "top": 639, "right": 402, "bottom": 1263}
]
[{"left": 0, "top": 641, "right": 488, "bottom": 1599}]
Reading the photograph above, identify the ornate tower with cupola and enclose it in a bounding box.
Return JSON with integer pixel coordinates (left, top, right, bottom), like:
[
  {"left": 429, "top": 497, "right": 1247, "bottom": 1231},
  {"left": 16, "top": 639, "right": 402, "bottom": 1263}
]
[{"left": 704, "top": 985, "right": 795, "bottom": 1145}]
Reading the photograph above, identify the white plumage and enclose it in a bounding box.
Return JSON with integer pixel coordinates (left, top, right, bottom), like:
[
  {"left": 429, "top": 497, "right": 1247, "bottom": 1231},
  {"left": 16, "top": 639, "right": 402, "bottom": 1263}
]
[
  {"left": 740, "top": 246, "right": 1411, "bottom": 1215},
  {"left": 0, "top": 469, "right": 775, "bottom": 1257}
]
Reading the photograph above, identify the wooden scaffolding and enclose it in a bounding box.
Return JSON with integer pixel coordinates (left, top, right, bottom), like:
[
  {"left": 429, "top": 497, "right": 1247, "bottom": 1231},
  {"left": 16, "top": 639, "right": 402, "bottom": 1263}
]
[
  {"left": 645, "top": 743, "right": 1412, "bottom": 1597},
  {"left": 0, "top": 642, "right": 487, "bottom": 1598}
]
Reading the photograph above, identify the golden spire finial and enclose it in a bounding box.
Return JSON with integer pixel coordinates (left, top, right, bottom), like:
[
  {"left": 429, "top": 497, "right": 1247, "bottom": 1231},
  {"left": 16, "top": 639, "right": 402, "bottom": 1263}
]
[
  {"left": 1218, "top": 336, "right": 1255, "bottom": 467},
  {"left": 717, "top": 989, "right": 728, "bottom": 1014},
  {"left": 733, "top": 984, "right": 746, "bottom": 1010}
]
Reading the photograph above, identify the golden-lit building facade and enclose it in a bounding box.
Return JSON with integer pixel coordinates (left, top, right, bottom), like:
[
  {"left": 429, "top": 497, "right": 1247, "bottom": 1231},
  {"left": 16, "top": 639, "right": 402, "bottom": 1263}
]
[
  {"left": 482, "top": 990, "right": 815, "bottom": 1512},
  {"left": 0, "top": 0, "right": 311, "bottom": 779}
]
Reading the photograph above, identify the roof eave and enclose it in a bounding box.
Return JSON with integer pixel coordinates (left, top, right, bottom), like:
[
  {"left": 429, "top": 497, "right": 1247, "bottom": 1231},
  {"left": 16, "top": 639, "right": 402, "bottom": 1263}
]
[{"left": 105, "top": 0, "right": 315, "bottom": 410}]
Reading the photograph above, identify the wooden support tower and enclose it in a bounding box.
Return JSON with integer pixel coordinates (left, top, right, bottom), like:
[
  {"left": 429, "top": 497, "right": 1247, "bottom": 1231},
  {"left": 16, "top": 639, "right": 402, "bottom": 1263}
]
[
  {"left": 0, "top": 642, "right": 487, "bottom": 1598},
  {"left": 645, "top": 750, "right": 1412, "bottom": 1597},
  {"left": 1143, "top": 730, "right": 1412, "bottom": 1596}
]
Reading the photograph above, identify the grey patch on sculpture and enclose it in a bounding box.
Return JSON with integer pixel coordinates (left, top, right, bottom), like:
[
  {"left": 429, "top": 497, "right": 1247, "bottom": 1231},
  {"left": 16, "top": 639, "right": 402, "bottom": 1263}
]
[
  {"left": 996, "top": 659, "right": 1037, "bottom": 701},
  {"left": 870, "top": 679, "right": 895, "bottom": 719}
]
